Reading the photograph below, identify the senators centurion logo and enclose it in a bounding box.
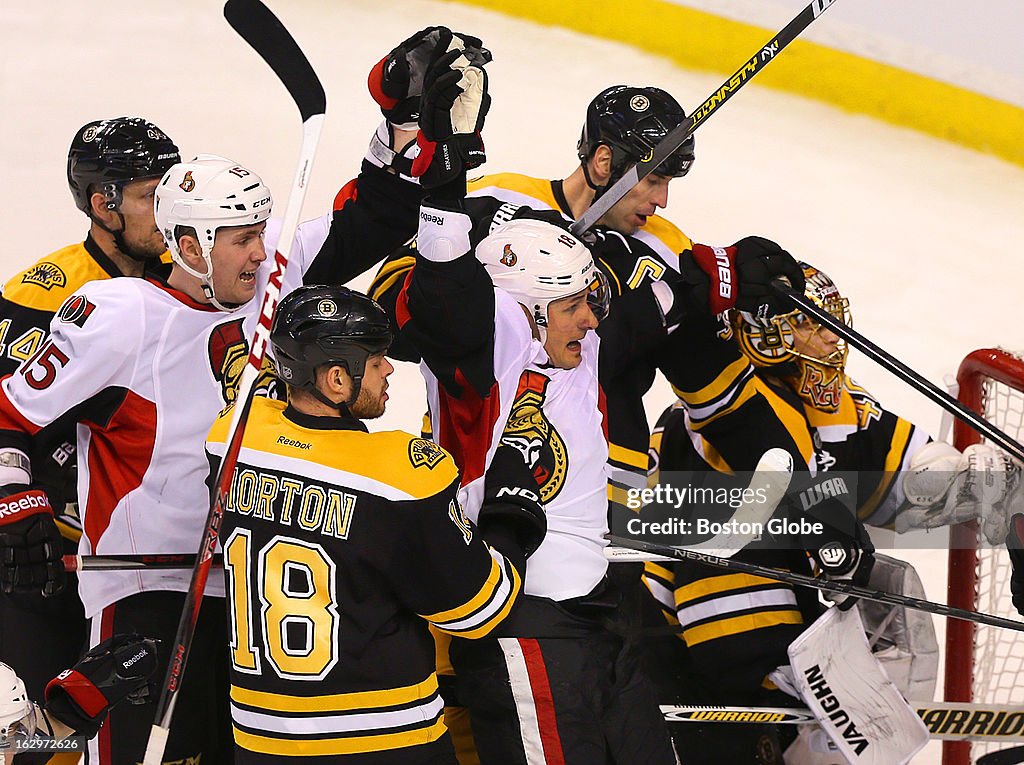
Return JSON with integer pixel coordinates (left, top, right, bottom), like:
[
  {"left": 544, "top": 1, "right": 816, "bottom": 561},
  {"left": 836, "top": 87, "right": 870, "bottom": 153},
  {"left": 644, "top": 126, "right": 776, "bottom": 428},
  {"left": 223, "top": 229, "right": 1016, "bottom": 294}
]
[
  {"left": 179, "top": 170, "right": 195, "bottom": 193},
  {"left": 22, "top": 262, "right": 67, "bottom": 291},
  {"left": 500, "top": 244, "right": 517, "bottom": 267},
  {"left": 208, "top": 318, "right": 278, "bottom": 404},
  {"left": 500, "top": 371, "right": 568, "bottom": 503}
]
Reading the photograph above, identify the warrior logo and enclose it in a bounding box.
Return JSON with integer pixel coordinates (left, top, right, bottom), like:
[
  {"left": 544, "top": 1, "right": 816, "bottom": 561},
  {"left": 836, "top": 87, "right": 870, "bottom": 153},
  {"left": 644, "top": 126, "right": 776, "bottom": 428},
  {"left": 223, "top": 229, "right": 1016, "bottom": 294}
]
[
  {"left": 409, "top": 438, "right": 446, "bottom": 470},
  {"left": 799, "top": 363, "right": 842, "bottom": 412},
  {"left": 500, "top": 244, "right": 517, "bottom": 267},
  {"left": 501, "top": 371, "right": 568, "bottom": 503},
  {"left": 179, "top": 171, "right": 195, "bottom": 193},
  {"left": 208, "top": 318, "right": 278, "bottom": 404},
  {"left": 22, "top": 262, "right": 67, "bottom": 291}
]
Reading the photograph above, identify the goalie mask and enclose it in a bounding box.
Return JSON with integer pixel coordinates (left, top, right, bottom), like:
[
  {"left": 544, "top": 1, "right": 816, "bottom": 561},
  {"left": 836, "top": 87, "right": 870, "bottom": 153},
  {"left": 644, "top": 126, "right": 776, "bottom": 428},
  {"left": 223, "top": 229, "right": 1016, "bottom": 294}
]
[
  {"left": 733, "top": 262, "right": 851, "bottom": 412},
  {"left": 577, "top": 85, "right": 695, "bottom": 192},
  {"left": 155, "top": 155, "right": 273, "bottom": 312},
  {"left": 476, "top": 219, "right": 610, "bottom": 342},
  {"left": 0, "top": 661, "right": 36, "bottom": 742},
  {"left": 271, "top": 285, "right": 393, "bottom": 410}
]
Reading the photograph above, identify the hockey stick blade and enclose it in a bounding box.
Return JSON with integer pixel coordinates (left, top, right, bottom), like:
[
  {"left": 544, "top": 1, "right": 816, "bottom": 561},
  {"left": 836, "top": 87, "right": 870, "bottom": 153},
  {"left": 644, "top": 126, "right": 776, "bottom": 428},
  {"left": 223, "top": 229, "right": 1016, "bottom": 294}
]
[
  {"left": 978, "top": 746, "right": 1024, "bottom": 765},
  {"left": 662, "top": 702, "right": 1024, "bottom": 743},
  {"left": 773, "top": 280, "right": 1024, "bottom": 464},
  {"left": 571, "top": 0, "right": 839, "bottom": 236},
  {"left": 143, "top": 4, "right": 325, "bottom": 765},
  {"left": 223, "top": 0, "right": 326, "bottom": 121},
  {"left": 607, "top": 535, "right": 1024, "bottom": 632}
]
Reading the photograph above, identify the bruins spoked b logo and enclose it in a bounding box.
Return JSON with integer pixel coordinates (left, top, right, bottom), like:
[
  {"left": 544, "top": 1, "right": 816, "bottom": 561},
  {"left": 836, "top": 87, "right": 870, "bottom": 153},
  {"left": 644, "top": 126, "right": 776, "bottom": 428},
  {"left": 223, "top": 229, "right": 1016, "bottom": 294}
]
[{"left": 500, "top": 371, "right": 568, "bottom": 503}]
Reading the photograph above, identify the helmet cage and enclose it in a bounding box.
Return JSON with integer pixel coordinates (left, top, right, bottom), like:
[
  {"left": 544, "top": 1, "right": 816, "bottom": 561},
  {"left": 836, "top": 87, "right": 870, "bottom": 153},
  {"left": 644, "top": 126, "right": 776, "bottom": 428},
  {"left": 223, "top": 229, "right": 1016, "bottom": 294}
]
[{"left": 0, "top": 662, "right": 36, "bottom": 741}]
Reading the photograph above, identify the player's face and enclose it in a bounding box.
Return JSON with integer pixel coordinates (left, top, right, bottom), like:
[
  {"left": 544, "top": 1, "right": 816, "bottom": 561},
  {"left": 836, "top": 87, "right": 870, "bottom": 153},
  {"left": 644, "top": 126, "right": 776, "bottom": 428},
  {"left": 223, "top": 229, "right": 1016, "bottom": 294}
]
[
  {"left": 601, "top": 174, "right": 672, "bottom": 234},
  {"left": 791, "top": 319, "right": 842, "bottom": 363},
  {"left": 116, "top": 178, "right": 168, "bottom": 260},
  {"left": 350, "top": 353, "right": 394, "bottom": 419},
  {"left": 544, "top": 288, "right": 600, "bottom": 369},
  {"left": 210, "top": 222, "right": 268, "bottom": 305}
]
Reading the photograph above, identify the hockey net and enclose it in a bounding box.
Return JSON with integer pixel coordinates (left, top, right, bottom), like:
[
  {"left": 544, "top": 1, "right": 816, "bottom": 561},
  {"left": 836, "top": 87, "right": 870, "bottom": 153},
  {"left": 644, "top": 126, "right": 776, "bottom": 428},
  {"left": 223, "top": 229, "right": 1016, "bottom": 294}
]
[{"left": 944, "top": 348, "right": 1024, "bottom": 765}]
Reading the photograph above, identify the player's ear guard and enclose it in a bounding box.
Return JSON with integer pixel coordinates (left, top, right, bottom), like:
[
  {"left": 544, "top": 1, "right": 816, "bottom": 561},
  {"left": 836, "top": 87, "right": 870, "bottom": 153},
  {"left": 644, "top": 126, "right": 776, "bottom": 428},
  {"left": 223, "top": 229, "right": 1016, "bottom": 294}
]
[
  {"left": 44, "top": 633, "right": 160, "bottom": 739},
  {"left": 479, "top": 444, "right": 547, "bottom": 560}
]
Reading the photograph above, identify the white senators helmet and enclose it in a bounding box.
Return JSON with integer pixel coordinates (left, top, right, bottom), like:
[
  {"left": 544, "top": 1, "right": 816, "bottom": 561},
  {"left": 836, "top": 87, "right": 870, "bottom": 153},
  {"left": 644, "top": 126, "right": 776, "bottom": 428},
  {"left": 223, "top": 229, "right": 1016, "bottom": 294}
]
[
  {"left": 476, "top": 219, "right": 610, "bottom": 339},
  {"left": 154, "top": 154, "right": 273, "bottom": 310},
  {"left": 0, "top": 662, "right": 36, "bottom": 741}
]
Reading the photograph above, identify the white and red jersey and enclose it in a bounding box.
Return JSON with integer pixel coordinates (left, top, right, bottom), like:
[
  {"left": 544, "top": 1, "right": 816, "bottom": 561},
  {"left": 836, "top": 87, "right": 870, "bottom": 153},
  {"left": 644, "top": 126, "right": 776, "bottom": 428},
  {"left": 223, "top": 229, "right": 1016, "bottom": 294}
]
[
  {"left": 404, "top": 206, "right": 611, "bottom": 602},
  {"left": 0, "top": 218, "right": 320, "bottom": 616}
]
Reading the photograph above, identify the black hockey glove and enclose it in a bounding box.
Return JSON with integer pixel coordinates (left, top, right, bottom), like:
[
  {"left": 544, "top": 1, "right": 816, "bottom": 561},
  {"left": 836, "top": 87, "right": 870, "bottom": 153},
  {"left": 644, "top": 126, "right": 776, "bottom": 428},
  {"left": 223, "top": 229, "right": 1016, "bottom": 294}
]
[
  {"left": 0, "top": 485, "right": 65, "bottom": 597},
  {"left": 1007, "top": 513, "right": 1024, "bottom": 617},
  {"left": 803, "top": 515, "right": 875, "bottom": 611},
  {"left": 678, "top": 236, "right": 805, "bottom": 321},
  {"left": 478, "top": 444, "right": 547, "bottom": 575},
  {"left": 368, "top": 27, "right": 491, "bottom": 128},
  {"left": 411, "top": 44, "right": 491, "bottom": 191},
  {"left": 45, "top": 633, "right": 160, "bottom": 739}
]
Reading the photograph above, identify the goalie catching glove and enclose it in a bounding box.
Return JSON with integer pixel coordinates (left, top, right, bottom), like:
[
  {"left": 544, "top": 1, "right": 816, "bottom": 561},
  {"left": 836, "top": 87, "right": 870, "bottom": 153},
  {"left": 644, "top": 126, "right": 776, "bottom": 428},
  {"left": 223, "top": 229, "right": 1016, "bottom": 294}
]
[
  {"left": 477, "top": 444, "right": 547, "bottom": 575},
  {"left": 0, "top": 458, "right": 65, "bottom": 597},
  {"left": 44, "top": 633, "right": 159, "bottom": 739},
  {"left": 678, "top": 235, "right": 806, "bottom": 321},
  {"left": 897, "top": 441, "right": 1021, "bottom": 543}
]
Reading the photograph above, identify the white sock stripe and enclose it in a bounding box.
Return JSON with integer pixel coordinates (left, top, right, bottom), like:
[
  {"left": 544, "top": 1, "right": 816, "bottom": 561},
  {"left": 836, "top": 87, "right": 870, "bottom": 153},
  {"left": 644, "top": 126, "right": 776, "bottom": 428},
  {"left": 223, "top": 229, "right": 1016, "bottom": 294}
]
[{"left": 499, "top": 638, "right": 549, "bottom": 765}]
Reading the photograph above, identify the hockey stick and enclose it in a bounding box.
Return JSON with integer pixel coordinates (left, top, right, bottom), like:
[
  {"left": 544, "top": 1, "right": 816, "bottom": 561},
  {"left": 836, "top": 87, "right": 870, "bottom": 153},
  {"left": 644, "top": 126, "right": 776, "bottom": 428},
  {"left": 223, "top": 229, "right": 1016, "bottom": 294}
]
[
  {"left": 774, "top": 282, "right": 1024, "bottom": 464},
  {"left": 662, "top": 702, "right": 1024, "bottom": 743},
  {"left": 142, "top": 2, "right": 326, "bottom": 763},
  {"left": 607, "top": 535, "right": 1024, "bottom": 632},
  {"left": 978, "top": 746, "right": 1024, "bottom": 765},
  {"left": 570, "top": 0, "right": 839, "bottom": 236}
]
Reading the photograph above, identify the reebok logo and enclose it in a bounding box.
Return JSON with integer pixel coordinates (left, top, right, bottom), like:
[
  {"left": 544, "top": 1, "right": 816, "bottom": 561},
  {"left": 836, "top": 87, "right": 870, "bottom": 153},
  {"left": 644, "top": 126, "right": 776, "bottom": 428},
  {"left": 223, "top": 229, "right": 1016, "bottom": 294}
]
[
  {"left": 277, "top": 435, "right": 312, "bottom": 450},
  {"left": 420, "top": 211, "right": 445, "bottom": 226},
  {"left": 714, "top": 247, "right": 732, "bottom": 300},
  {"left": 0, "top": 493, "right": 49, "bottom": 518},
  {"left": 122, "top": 649, "right": 149, "bottom": 669}
]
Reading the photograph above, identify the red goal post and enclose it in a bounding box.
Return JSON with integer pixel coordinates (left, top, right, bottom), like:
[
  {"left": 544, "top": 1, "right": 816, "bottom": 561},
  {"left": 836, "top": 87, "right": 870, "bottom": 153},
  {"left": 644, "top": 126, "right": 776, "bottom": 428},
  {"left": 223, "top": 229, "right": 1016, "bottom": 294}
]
[{"left": 945, "top": 349, "right": 1024, "bottom": 765}]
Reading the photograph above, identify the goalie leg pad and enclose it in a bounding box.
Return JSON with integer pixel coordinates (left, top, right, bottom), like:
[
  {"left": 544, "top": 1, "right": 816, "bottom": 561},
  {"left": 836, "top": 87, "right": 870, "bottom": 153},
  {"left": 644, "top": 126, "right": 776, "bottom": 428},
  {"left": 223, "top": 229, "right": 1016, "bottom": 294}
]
[{"left": 787, "top": 607, "right": 929, "bottom": 765}]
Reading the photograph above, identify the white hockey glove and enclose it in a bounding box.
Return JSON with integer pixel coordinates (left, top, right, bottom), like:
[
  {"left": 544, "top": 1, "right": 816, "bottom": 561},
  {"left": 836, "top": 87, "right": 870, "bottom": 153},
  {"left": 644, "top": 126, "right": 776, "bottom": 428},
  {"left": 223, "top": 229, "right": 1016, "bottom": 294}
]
[{"left": 897, "top": 441, "right": 1021, "bottom": 543}]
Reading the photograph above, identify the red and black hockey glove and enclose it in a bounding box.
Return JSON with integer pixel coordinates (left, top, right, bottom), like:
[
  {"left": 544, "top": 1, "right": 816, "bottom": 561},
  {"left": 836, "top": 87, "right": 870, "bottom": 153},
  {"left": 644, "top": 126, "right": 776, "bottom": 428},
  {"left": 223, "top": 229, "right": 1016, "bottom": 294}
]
[
  {"left": 1007, "top": 513, "right": 1024, "bottom": 617},
  {"left": 45, "top": 634, "right": 160, "bottom": 739},
  {"left": 368, "top": 27, "right": 490, "bottom": 129},
  {"left": 411, "top": 44, "right": 491, "bottom": 191},
  {"left": 0, "top": 485, "right": 64, "bottom": 597},
  {"left": 478, "top": 444, "right": 547, "bottom": 575},
  {"left": 679, "top": 235, "right": 805, "bottom": 321}
]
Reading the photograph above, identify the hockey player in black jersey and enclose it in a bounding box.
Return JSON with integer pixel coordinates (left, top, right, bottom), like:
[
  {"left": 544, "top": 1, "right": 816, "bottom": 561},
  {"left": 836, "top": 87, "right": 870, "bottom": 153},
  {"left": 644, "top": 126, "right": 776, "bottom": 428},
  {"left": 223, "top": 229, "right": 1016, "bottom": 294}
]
[
  {"left": 0, "top": 117, "right": 180, "bottom": 705},
  {"left": 206, "top": 286, "right": 543, "bottom": 764},
  {"left": 645, "top": 262, "right": 1020, "bottom": 761}
]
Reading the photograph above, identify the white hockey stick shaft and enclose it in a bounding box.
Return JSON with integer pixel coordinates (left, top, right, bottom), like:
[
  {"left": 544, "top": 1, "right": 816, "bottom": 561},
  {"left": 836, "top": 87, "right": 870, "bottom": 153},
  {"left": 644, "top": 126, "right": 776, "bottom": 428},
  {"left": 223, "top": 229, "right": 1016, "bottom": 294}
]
[
  {"left": 142, "top": 2, "right": 326, "bottom": 763},
  {"left": 662, "top": 702, "right": 1024, "bottom": 743}
]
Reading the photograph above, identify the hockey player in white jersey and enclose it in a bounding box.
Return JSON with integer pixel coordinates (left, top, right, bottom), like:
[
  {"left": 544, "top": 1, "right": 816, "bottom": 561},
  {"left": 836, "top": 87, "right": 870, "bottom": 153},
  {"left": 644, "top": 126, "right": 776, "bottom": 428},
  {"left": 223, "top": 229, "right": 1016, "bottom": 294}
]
[{"left": 0, "top": 29, "right": 488, "bottom": 764}]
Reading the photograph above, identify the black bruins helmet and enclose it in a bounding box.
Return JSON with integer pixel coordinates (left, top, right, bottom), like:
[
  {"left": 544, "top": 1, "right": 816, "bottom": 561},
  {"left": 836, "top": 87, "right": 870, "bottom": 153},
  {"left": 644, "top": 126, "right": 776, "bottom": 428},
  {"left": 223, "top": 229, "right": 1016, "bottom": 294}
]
[
  {"left": 271, "top": 286, "right": 393, "bottom": 406},
  {"left": 577, "top": 85, "right": 695, "bottom": 186},
  {"left": 68, "top": 117, "right": 180, "bottom": 216}
]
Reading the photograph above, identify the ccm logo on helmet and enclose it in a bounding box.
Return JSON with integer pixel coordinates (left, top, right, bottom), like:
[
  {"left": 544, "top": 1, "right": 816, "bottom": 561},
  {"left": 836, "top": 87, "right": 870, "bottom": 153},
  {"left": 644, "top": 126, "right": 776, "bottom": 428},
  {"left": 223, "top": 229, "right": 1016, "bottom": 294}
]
[
  {"left": 253, "top": 196, "right": 272, "bottom": 208},
  {"left": 713, "top": 247, "right": 732, "bottom": 300}
]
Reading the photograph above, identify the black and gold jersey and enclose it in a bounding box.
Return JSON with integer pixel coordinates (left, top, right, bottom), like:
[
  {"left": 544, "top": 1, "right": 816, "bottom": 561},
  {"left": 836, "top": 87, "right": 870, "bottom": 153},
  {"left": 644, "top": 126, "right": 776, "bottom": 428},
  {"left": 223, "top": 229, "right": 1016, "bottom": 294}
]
[
  {"left": 206, "top": 397, "right": 521, "bottom": 761},
  {"left": 644, "top": 337, "right": 929, "bottom": 699}
]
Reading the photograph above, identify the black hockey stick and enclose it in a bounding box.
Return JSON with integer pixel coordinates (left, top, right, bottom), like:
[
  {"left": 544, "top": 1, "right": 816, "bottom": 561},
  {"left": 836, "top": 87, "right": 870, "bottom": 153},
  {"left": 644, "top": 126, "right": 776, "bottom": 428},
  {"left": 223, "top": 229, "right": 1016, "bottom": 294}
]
[
  {"left": 143, "top": 2, "right": 325, "bottom": 762},
  {"left": 774, "top": 282, "right": 1024, "bottom": 464},
  {"left": 979, "top": 746, "right": 1024, "bottom": 765},
  {"left": 571, "top": 0, "right": 839, "bottom": 236},
  {"left": 607, "top": 535, "right": 1024, "bottom": 632}
]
